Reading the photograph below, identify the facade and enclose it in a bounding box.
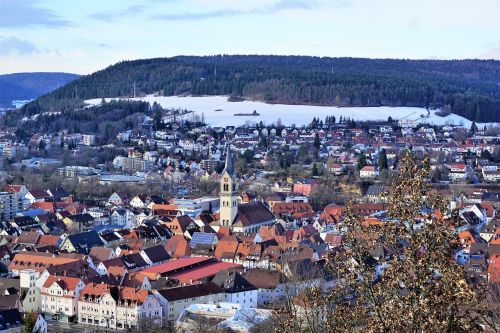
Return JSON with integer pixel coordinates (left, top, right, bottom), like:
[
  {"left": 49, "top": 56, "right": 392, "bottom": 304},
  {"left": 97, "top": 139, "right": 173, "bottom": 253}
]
[
  {"left": 122, "top": 157, "right": 154, "bottom": 173},
  {"left": 154, "top": 282, "right": 225, "bottom": 321},
  {"left": 0, "top": 191, "right": 21, "bottom": 222},
  {"left": 219, "top": 147, "right": 239, "bottom": 227},
  {"left": 82, "top": 134, "right": 96, "bottom": 146},
  {"left": 212, "top": 270, "right": 258, "bottom": 308},
  {"left": 78, "top": 283, "right": 162, "bottom": 330},
  {"left": 40, "top": 276, "right": 85, "bottom": 322},
  {"left": 360, "top": 166, "right": 379, "bottom": 179},
  {"left": 218, "top": 147, "right": 275, "bottom": 234}
]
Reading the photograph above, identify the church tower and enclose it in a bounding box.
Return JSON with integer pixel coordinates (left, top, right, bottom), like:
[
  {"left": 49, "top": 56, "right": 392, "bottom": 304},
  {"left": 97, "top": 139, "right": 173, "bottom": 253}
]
[{"left": 219, "top": 146, "right": 238, "bottom": 227}]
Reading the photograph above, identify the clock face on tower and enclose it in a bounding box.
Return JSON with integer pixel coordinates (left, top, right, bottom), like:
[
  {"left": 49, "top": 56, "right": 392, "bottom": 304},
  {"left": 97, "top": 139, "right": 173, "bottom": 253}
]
[{"left": 224, "top": 177, "right": 228, "bottom": 183}]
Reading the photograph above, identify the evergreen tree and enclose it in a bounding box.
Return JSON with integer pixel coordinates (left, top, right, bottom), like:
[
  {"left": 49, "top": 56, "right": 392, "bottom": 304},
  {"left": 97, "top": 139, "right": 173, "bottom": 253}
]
[
  {"left": 314, "top": 133, "right": 321, "bottom": 150},
  {"left": 357, "top": 152, "right": 367, "bottom": 170},
  {"left": 480, "top": 149, "right": 492, "bottom": 160},
  {"left": 470, "top": 121, "right": 478, "bottom": 134},
  {"left": 378, "top": 148, "right": 389, "bottom": 170},
  {"left": 312, "top": 162, "right": 318, "bottom": 176}
]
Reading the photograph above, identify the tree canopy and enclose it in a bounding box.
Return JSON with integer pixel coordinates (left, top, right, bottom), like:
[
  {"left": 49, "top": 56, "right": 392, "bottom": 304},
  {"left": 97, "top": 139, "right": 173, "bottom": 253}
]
[{"left": 18, "top": 55, "right": 500, "bottom": 122}]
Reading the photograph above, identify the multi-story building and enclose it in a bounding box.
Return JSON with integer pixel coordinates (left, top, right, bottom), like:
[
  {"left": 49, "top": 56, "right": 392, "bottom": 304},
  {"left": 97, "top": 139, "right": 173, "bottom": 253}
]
[
  {"left": 82, "top": 134, "right": 96, "bottom": 146},
  {"left": 40, "top": 276, "right": 86, "bottom": 322},
  {"left": 78, "top": 283, "right": 162, "bottom": 330},
  {"left": 0, "top": 191, "right": 21, "bottom": 222},
  {"left": 360, "top": 166, "right": 379, "bottom": 179},
  {"left": 154, "top": 282, "right": 225, "bottom": 322},
  {"left": 122, "top": 157, "right": 155, "bottom": 173}
]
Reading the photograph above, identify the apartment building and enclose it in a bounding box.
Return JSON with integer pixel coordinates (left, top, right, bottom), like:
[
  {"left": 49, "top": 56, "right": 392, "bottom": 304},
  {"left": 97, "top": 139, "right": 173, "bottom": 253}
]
[
  {"left": 78, "top": 283, "right": 162, "bottom": 330},
  {"left": 40, "top": 276, "right": 85, "bottom": 322},
  {"left": 154, "top": 282, "right": 225, "bottom": 321},
  {"left": 0, "top": 191, "right": 21, "bottom": 222}
]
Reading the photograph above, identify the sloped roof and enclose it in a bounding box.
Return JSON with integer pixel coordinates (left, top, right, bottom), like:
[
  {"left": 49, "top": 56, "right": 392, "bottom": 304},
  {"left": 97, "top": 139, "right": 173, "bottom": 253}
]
[
  {"left": 89, "top": 247, "right": 115, "bottom": 263},
  {"left": 9, "top": 251, "right": 82, "bottom": 273},
  {"left": 142, "top": 245, "right": 171, "bottom": 263},
  {"left": 211, "top": 270, "right": 256, "bottom": 293},
  {"left": 157, "top": 282, "right": 224, "bottom": 301},
  {"left": 242, "top": 268, "right": 287, "bottom": 289},
  {"left": 43, "top": 275, "right": 82, "bottom": 290},
  {"left": 214, "top": 235, "right": 239, "bottom": 260},
  {"left": 234, "top": 201, "right": 274, "bottom": 227},
  {"left": 164, "top": 235, "right": 191, "bottom": 258},
  {"left": 16, "top": 231, "right": 40, "bottom": 245},
  {"left": 190, "top": 232, "right": 217, "bottom": 249},
  {"left": 0, "top": 309, "right": 23, "bottom": 330},
  {"left": 65, "top": 231, "right": 104, "bottom": 254}
]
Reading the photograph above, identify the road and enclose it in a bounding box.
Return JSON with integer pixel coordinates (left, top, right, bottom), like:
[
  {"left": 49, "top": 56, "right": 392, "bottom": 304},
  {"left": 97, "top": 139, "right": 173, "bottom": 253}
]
[{"left": 48, "top": 321, "right": 119, "bottom": 333}]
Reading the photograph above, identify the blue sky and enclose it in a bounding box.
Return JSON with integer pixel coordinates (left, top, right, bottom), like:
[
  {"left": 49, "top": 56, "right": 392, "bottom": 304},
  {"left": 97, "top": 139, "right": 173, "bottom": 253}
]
[{"left": 1, "top": 0, "right": 500, "bottom": 74}]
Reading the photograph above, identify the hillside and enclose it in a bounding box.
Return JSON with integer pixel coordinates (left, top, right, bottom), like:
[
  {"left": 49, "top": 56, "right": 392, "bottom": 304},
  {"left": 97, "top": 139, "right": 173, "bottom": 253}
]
[
  {"left": 18, "top": 56, "right": 500, "bottom": 122},
  {"left": 0, "top": 72, "right": 79, "bottom": 108}
]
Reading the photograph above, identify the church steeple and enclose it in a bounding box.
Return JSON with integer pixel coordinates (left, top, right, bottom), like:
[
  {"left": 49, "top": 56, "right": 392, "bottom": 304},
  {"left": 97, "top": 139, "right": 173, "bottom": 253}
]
[
  {"left": 224, "top": 145, "right": 235, "bottom": 176},
  {"left": 219, "top": 144, "right": 238, "bottom": 227}
]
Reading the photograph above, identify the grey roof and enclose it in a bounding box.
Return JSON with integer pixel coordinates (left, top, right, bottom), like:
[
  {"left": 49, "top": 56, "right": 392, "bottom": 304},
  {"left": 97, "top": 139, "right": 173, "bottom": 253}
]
[
  {"left": 224, "top": 145, "right": 235, "bottom": 176},
  {"left": 211, "top": 270, "right": 256, "bottom": 293},
  {"left": 0, "top": 309, "right": 23, "bottom": 330},
  {"left": 234, "top": 201, "right": 275, "bottom": 227},
  {"left": 158, "top": 282, "right": 224, "bottom": 301},
  {"left": 142, "top": 245, "right": 171, "bottom": 263},
  {"left": 66, "top": 231, "right": 105, "bottom": 254}
]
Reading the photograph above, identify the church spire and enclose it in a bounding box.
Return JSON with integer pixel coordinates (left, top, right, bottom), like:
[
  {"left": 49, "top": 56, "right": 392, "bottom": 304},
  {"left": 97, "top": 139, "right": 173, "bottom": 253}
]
[{"left": 224, "top": 145, "right": 234, "bottom": 176}]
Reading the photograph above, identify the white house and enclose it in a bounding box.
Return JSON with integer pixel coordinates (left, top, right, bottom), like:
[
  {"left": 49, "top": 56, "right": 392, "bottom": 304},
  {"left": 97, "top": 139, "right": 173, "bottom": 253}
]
[
  {"left": 78, "top": 283, "right": 162, "bottom": 330},
  {"left": 360, "top": 166, "right": 379, "bottom": 179},
  {"left": 40, "top": 276, "right": 85, "bottom": 322},
  {"left": 211, "top": 271, "right": 258, "bottom": 308}
]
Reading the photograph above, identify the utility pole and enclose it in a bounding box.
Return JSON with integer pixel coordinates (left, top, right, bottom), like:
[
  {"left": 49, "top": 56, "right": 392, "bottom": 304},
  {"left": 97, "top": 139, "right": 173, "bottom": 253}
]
[{"left": 133, "top": 82, "right": 136, "bottom": 98}]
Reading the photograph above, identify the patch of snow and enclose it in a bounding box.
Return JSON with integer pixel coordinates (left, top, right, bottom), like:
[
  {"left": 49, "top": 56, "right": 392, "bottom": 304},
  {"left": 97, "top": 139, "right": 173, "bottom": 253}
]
[{"left": 85, "top": 95, "right": 497, "bottom": 128}]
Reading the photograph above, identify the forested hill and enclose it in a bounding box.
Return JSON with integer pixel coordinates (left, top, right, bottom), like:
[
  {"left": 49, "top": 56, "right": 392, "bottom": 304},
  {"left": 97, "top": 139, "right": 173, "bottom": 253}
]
[
  {"left": 21, "top": 56, "right": 500, "bottom": 122},
  {"left": 0, "top": 72, "right": 79, "bottom": 108}
]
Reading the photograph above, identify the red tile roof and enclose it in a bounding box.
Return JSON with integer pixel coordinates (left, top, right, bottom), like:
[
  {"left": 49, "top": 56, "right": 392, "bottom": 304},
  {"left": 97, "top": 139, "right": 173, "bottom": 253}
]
[
  {"left": 141, "top": 256, "right": 211, "bottom": 275},
  {"left": 168, "top": 262, "right": 242, "bottom": 285}
]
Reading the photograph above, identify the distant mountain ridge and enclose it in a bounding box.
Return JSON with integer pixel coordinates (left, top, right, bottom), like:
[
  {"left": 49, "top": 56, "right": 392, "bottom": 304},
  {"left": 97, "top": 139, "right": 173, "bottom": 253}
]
[
  {"left": 17, "top": 56, "right": 500, "bottom": 122},
  {"left": 0, "top": 72, "right": 79, "bottom": 108}
]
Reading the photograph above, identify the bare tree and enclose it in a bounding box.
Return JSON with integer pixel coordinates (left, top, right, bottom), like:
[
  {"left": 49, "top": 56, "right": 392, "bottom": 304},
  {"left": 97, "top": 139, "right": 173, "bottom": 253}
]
[{"left": 275, "top": 154, "right": 495, "bottom": 333}]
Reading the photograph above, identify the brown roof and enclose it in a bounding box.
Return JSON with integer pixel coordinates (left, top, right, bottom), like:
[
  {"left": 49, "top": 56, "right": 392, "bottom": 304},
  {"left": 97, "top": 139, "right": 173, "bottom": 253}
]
[
  {"left": 16, "top": 231, "right": 40, "bottom": 245},
  {"left": 272, "top": 202, "right": 313, "bottom": 215},
  {"left": 89, "top": 247, "right": 115, "bottom": 263},
  {"left": 234, "top": 201, "right": 274, "bottom": 227},
  {"left": 8, "top": 252, "right": 82, "bottom": 273},
  {"left": 45, "top": 259, "right": 99, "bottom": 281},
  {"left": 242, "top": 268, "right": 287, "bottom": 289},
  {"left": 5, "top": 185, "right": 24, "bottom": 193},
  {"left": 214, "top": 235, "right": 239, "bottom": 260},
  {"left": 164, "top": 235, "right": 190, "bottom": 258},
  {"left": 36, "top": 235, "right": 61, "bottom": 247},
  {"left": 42, "top": 275, "right": 82, "bottom": 291}
]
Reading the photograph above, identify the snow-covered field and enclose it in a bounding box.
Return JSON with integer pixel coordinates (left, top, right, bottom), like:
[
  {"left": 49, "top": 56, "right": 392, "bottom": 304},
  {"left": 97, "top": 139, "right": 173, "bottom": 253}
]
[{"left": 85, "top": 95, "right": 495, "bottom": 128}]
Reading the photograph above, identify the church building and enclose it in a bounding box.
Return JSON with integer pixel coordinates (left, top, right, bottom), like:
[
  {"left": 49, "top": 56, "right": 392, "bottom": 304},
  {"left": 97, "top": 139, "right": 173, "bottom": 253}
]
[{"left": 219, "top": 146, "right": 275, "bottom": 234}]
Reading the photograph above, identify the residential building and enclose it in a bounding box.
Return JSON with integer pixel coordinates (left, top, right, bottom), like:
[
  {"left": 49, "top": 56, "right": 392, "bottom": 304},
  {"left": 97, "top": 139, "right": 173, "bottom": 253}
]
[
  {"left": 78, "top": 283, "right": 162, "bottom": 329},
  {"left": 40, "top": 276, "right": 85, "bottom": 322},
  {"left": 154, "top": 282, "right": 225, "bottom": 321}
]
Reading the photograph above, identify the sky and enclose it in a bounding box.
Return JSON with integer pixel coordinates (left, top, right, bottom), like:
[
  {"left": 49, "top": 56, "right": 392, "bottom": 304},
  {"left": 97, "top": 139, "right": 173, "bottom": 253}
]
[{"left": 1, "top": 0, "right": 500, "bottom": 74}]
